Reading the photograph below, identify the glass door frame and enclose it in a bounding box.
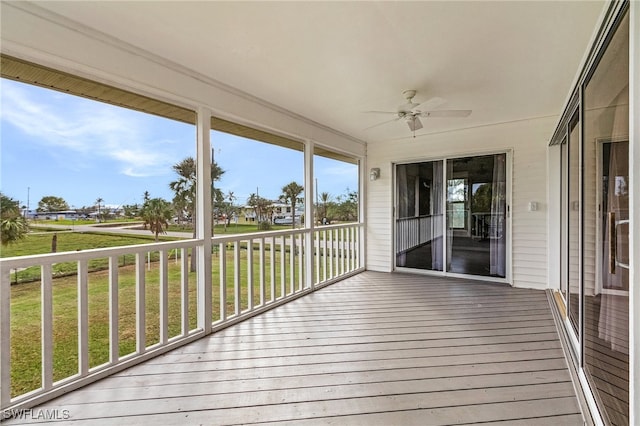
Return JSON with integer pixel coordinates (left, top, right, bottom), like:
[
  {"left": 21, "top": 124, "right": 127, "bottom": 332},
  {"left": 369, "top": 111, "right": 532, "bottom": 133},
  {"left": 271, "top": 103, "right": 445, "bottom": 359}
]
[{"left": 394, "top": 149, "right": 512, "bottom": 284}]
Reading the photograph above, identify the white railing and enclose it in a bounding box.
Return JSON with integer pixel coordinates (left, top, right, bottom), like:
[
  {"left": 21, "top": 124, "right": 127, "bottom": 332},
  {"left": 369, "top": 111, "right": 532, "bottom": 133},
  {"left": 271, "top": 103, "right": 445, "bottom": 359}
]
[
  {"left": 396, "top": 214, "right": 442, "bottom": 253},
  {"left": 0, "top": 223, "right": 363, "bottom": 412}
]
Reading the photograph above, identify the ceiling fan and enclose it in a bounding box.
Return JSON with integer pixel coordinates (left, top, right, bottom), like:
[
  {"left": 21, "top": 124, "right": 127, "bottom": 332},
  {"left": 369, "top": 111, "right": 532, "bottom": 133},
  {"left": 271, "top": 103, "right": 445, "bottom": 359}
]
[{"left": 365, "top": 90, "right": 471, "bottom": 134}]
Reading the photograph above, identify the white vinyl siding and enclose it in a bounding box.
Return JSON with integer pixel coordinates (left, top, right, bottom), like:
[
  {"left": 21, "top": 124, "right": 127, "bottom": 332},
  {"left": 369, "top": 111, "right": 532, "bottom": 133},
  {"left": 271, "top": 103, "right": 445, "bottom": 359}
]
[{"left": 366, "top": 116, "right": 556, "bottom": 290}]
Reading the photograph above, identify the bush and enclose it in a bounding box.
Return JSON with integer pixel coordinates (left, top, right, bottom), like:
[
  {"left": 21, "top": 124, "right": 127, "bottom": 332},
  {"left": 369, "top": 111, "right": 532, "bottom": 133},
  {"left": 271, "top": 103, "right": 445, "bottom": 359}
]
[{"left": 257, "top": 221, "right": 272, "bottom": 231}]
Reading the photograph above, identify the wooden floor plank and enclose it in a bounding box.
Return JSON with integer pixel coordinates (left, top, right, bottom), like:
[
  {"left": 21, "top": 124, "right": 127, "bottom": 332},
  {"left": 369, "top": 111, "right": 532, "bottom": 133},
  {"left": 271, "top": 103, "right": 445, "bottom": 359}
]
[{"left": 4, "top": 272, "right": 584, "bottom": 426}]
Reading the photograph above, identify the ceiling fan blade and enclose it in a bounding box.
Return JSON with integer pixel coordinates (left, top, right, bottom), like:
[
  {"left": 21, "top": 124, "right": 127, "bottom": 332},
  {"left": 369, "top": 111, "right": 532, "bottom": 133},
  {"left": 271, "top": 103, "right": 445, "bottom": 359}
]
[
  {"left": 419, "top": 109, "right": 472, "bottom": 118},
  {"left": 414, "top": 97, "right": 446, "bottom": 112},
  {"left": 407, "top": 117, "right": 423, "bottom": 132},
  {"left": 364, "top": 116, "right": 401, "bottom": 131},
  {"left": 363, "top": 110, "right": 398, "bottom": 115}
]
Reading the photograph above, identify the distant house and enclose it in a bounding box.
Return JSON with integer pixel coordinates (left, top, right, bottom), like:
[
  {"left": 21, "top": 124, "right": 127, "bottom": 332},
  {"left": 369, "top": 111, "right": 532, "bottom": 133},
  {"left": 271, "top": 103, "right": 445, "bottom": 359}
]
[{"left": 32, "top": 210, "right": 80, "bottom": 221}]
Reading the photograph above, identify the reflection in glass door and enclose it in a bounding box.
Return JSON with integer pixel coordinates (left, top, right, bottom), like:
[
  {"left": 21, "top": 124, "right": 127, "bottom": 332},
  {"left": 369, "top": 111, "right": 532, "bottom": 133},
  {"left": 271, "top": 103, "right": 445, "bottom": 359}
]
[
  {"left": 446, "top": 154, "right": 506, "bottom": 278},
  {"left": 554, "top": 7, "right": 629, "bottom": 424},
  {"left": 395, "top": 161, "right": 443, "bottom": 271},
  {"left": 395, "top": 153, "right": 507, "bottom": 279}
]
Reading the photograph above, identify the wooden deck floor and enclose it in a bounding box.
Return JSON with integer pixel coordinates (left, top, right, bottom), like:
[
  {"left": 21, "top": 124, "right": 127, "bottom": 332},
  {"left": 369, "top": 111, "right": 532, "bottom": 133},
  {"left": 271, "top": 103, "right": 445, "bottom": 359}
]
[{"left": 6, "top": 272, "right": 584, "bottom": 425}]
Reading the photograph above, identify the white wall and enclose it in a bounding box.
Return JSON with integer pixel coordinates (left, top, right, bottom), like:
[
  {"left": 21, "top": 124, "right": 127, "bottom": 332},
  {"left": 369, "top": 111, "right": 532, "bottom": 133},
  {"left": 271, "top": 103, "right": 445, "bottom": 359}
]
[{"left": 366, "top": 116, "right": 557, "bottom": 290}]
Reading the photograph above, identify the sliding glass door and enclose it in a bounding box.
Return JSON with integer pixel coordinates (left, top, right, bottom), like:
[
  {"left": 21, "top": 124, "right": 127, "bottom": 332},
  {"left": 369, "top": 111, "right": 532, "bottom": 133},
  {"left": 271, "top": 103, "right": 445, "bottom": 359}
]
[
  {"left": 396, "top": 153, "right": 508, "bottom": 279},
  {"left": 396, "top": 161, "right": 443, "bottom": 271},
  {"left": 553, "top": 6, "right": 629, "bottom": 424}
]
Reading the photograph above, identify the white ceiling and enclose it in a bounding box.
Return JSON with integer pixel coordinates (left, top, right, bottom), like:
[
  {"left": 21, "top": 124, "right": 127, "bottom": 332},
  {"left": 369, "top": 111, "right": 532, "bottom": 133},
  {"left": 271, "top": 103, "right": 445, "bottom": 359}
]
[{"left": 32, "top": 1, "right": 605, "bottom": 144}]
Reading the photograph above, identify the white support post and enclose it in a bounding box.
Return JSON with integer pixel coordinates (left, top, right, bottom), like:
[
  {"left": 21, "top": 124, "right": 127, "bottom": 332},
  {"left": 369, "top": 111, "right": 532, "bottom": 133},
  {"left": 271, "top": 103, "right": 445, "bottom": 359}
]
[
  {"left": 304, "top": 139, "right": 315, "bottom": 290},
  {"left": 77, "top": 260, "right": 89, "bottom": 376},
  {"left": 359, "top": 159, "right": 365, "bottom": 270},
  {"left": 41, "top": 264, "right": 53, "bottom": 391},
  {"left": 0, "top": 267, "right": 10, "bottom": 409},
  {"left": 197, "top": 108, "right": 213, "bottom": 333},
  {"left": 108, "top": 256, "right": 119, "bottom": 363},
  {"left": 135, "top": 253, "right": 145, "bottom": 354}
]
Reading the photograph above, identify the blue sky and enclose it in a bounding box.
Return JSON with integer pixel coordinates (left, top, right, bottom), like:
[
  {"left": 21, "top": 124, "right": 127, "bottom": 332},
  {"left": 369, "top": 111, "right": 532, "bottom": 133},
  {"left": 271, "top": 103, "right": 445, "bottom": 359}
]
[{"left": 1, "top": 79, "right": 358, "bottom": 209}]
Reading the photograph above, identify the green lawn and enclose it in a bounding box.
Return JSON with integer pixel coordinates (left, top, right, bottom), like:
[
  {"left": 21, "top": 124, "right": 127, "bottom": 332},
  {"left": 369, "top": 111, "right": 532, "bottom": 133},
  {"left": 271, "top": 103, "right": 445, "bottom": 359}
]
[{"left": 9, "top": 244, "right": 303, "bottom": 398}]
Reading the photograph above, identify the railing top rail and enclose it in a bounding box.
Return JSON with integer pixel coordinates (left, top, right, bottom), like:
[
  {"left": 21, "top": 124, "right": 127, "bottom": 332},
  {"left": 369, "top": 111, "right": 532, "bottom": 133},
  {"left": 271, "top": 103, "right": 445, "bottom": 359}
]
[
  {"left": 0, "top": 239, "right": 200, "bottom": 269},
  {"left": 211, "top": 222, "right": 363, "bottom": 243}
]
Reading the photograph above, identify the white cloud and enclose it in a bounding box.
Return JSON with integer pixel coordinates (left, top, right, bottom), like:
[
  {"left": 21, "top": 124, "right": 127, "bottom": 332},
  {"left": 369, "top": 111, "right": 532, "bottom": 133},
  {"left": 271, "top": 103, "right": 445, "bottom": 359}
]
[{"left": 1, "top": 80, "right": 189, "bottom": 177}]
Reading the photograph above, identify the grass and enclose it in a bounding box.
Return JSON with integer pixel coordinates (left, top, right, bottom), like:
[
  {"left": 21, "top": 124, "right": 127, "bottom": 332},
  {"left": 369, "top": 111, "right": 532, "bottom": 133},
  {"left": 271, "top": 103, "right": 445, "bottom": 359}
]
[
  {"left": 4, "top": 227, "right": 350, "bottom": 397},
  {"left": 9, "top": 245, "right": 305, "bottom": 397},
  {"left": 1, "top": 232, "right": 177, "bottom": 284}
]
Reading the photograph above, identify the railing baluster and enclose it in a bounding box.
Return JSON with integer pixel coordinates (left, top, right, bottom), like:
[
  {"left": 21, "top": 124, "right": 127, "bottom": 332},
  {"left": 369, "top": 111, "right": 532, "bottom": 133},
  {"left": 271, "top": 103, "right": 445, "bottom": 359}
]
[
  {"left": 322, "top": 229, "right": 328, "bottom": 282},
  {"left": 247, "top": 239, "right": 253, "bottom": 311},
  {"left": 280, "top": 236, "right": 286, "bottom": 298},
  {"left": 0, "top": 267, "right": 10, "bottom": 408},
  {"left": 77, "top": 260, "right": 89, "bottom": 376},
  {"left": 340, "top": 227, "right": 345, "bottom": 275},
  {"left": 135, "top": 253, "right": 145, "bottom": 354},
  {"left": 328, "top": 229, "right": 334, "bottom": 279},
  {"left": 269, "top": 238, "right": 276, "bottom": 302},
  {"left": 41, "top": 264, "right": 53, "bottom": 391},
  {"left": 219, "top": 243, "right": 227, "bottom": 322},
  {"left": 159, "top": 250, "right": 168, "bottom": 344},
  {"left": 298, "top": 233, "right": 304, "bottom": 291},
  {"left": 234, "top": 242, "right": 240, "bottom": 316},
  {"left": 259, "top": 238, "right": 265, "bottom": 306},
  {"left": 314, "top": 231, "right": 320, "bottom": 285},
  {"left": 108, "top": 256, "right": 119, "bottom": 363},
  {"left": 180, "top": 248, "right": 189, "bottom": 336},
  {"left": 289, "top": 234, "right": 295, "bottom": 294}
]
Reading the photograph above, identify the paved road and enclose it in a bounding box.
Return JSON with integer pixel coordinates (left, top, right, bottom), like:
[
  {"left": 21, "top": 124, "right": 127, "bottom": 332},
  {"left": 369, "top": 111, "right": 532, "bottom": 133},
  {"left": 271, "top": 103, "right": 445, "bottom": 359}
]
[{"left": 30, "top": 222, "right": 194, "bottom": 239}]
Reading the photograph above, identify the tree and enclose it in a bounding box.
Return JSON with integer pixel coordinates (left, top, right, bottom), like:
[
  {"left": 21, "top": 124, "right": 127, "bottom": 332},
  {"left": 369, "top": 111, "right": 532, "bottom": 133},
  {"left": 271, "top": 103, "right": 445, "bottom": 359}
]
[
  {"left": 214, "top": 191, "right": 238, "bottom": 232},
  {"left": 247, "top": 193, "right": 273, "bottom": 230},
  {"left": 37, "top": 196, "right": 69, "bottom": 212},
  {"left": 279, "top": 181, "right": 304, "bottom": 229},
  {"left": 95, "top": 197, "right": 104, "bottom": 222},
  {"left": 332, "top": 189, "right": 358, "bottom": 222},
  {"left": 1, "top": 193, "right": 29, "bottom": 246},
  {"left": 169, "top": 157, "right": 224, "bottom": 270},
  {"left": 122, "top": 204, "right": 140, "bottom": 219},
  {"left": 319, "top": 192, "right": 332, "bottom": 223},
  {"left": 141, "top": 198, "right": 172, "bottom": 242}
]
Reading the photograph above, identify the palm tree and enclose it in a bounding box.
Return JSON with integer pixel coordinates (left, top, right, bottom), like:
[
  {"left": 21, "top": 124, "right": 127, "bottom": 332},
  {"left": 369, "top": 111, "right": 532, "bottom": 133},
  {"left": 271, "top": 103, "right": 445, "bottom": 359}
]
[
  {"left": 141, "top": 198, "right": 172, "bottom": 242},
  {"left": 169, "top": 157, "right": 224, "bottom": 270},
  {"left": 280, "top": 181, "right": 304, "bottom": 229},
  {"left": 319, "top": 191, "right": 331, "bottom": 224},
  {"left": 95, "top": 197, "right": 103, "bottom": 223},
  {"left": 1, "top": 193, "right": 29, "bottom": 246}
]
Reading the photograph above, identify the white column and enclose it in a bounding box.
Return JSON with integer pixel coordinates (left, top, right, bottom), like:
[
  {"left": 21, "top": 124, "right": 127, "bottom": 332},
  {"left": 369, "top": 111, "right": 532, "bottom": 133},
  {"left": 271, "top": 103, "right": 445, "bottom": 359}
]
[
  {"left": 197, "top": 108, "right": 213, "bottom": 333},
  {"left": 304, "top": 139, "right": 315, "bottom": 289}
]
